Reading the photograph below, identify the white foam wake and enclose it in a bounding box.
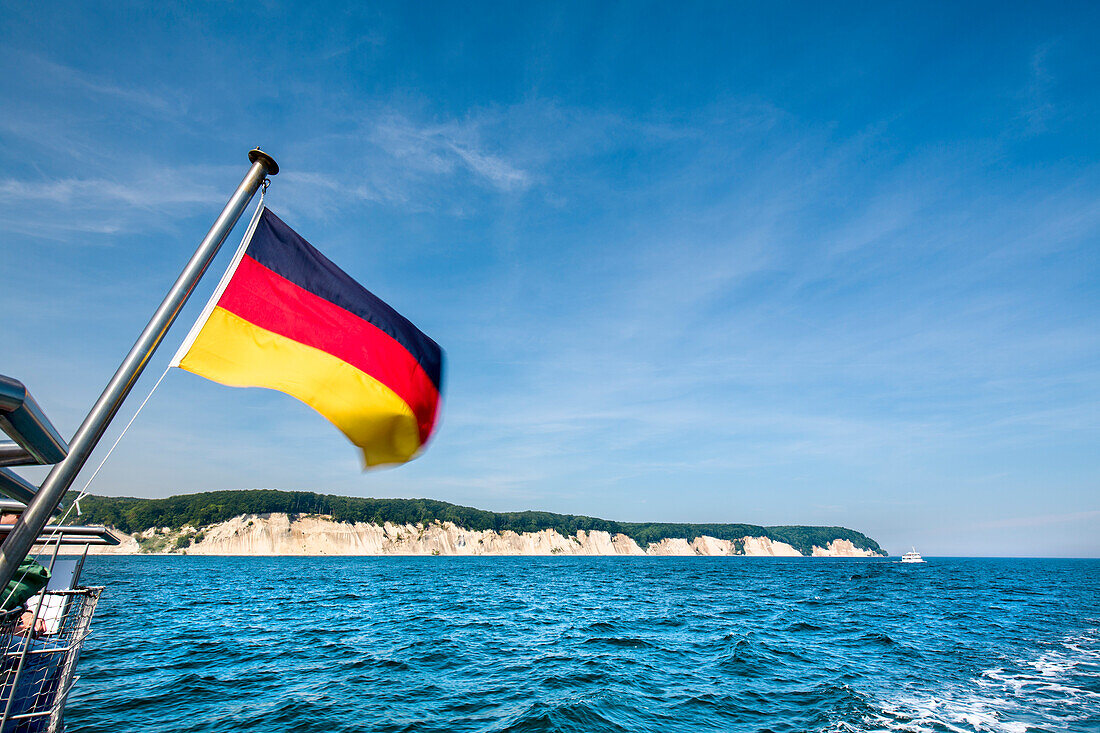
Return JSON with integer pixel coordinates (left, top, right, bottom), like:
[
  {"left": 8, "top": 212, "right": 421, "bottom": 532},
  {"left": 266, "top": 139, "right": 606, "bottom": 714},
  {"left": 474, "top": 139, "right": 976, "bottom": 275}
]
[{"left": 853, "top": 627, "right": 1100, "bottom": 732}]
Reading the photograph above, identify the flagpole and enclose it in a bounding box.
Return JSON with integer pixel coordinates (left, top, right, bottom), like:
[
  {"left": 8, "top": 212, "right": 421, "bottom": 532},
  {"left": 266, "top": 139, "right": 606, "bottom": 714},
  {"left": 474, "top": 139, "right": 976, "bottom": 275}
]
[{"left": 0, "top": 149, "right": 279, "bottom": 590}]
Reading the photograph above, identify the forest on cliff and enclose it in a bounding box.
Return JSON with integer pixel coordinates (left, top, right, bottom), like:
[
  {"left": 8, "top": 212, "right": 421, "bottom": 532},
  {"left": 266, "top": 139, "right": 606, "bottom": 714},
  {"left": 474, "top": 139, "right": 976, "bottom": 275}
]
[{"left": 65, "top": 489, "right": 885, "bottom": 556}]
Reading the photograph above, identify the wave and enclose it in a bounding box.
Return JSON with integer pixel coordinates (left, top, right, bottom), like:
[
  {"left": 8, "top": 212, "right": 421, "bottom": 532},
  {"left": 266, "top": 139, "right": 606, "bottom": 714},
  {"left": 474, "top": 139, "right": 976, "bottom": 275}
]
[
  {"left": 62, "top": 556, "right": 1100, "bottom": 733},
  {"left": 865, "top": 628, "right": 1100, "bottom": 732}
]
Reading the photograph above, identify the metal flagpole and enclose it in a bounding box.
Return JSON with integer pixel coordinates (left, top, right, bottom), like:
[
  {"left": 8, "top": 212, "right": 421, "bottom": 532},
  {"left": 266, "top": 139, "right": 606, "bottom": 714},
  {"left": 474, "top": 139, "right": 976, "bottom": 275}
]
[{"left": 0, "top": 149, "right": 279, "bottom": 590}]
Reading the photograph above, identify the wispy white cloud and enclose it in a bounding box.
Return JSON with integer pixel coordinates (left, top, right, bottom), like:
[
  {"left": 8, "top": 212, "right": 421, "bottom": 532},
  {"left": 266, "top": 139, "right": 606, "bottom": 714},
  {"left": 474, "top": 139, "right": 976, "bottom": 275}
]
[
  {"left": 364, "top": 114, "right": 532, "bottom": 191},
  {"left": 0, "top": 176, "right": 222, "bottom": 207},
  {"left": 1020, "top": 42, "right": 1058, "bottom": 133},
  {"left": 318, "top": 32, "right": 385, "bottom": 61},
  {"left": 0, "top": 167, "right": 233, "bottom": 239},
  {"left": 445, "top": 141, "right": 530, "bottom": 191},
  {"left": 2, "top": 50, "right": 188, "bottom": 116},
  {"left": 971, "top": 510, "right": 1100, "bottom": 530},
  {"left": 0, "top": 51, "right": 192, "bottom": 168}
]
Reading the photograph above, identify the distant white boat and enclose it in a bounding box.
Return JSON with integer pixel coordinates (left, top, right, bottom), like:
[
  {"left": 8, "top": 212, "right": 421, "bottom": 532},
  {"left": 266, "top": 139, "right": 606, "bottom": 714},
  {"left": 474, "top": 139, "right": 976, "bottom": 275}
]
[{"left": 901, "top": 548, "right": 925, "bottom": 563}]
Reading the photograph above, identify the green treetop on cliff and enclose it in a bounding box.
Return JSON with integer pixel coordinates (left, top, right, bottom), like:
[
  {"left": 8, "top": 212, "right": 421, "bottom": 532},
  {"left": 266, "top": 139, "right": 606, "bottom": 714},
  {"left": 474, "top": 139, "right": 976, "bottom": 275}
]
[{"left": 65, "top": 489, "right": 885, "bottom": 556}]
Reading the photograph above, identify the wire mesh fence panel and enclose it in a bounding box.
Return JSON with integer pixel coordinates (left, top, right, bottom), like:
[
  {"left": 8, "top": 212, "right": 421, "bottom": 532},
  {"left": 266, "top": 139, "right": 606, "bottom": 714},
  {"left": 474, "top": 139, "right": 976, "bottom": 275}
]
[{"left": 0, "top": 588, "right": 102, "bottom": 733}]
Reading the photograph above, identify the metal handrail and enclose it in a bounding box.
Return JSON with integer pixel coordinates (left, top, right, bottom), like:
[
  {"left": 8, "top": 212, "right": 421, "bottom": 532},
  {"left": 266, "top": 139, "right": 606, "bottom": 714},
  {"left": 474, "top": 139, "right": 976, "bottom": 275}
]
[
  {"left": 0, "top": 378, "right": 68, "bottom": 468},
  {"left": 0, "top": 471, "right": 37, "bottom": 505},
  {"left": 0, "top": 527, "right": 120, "bottom": 546}
]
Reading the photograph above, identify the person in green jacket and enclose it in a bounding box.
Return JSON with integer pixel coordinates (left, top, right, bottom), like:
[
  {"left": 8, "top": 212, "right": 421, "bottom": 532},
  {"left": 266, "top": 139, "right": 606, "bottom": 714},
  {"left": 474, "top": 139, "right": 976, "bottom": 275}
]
[
  {"left": 0, "top": 512, "right": 50, "bottom": 616},
  {"left": 1, "top": 557, "right": 50, "bottom": 614}
]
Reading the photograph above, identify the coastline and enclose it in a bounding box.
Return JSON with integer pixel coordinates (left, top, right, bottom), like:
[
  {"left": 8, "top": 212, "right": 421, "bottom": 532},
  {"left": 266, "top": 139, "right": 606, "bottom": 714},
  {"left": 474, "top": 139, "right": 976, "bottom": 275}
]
[{"left": 85, "top": 513, "right": 884, "bottom": 558}]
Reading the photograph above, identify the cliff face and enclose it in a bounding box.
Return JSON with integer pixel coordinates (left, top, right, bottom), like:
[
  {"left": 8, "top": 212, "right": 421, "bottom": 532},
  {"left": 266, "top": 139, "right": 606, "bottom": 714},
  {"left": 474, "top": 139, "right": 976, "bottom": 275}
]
[{"left": 92, "top": 513, "right": 880, "bottom": 557}]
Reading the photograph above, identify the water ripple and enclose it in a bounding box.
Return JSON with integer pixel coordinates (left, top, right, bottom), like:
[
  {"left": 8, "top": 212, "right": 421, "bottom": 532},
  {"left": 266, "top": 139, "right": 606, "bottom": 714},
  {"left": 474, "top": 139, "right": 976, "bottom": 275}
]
[{"left": 62, "top": 556, "right": 1099, "bottom": 732}]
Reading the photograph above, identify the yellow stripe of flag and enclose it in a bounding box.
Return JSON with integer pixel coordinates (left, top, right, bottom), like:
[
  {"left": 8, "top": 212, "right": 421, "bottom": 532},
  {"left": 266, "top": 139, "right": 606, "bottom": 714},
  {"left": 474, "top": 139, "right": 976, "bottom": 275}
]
[{"left": 179, "top": 307, "right": 422, "bottom": 466}]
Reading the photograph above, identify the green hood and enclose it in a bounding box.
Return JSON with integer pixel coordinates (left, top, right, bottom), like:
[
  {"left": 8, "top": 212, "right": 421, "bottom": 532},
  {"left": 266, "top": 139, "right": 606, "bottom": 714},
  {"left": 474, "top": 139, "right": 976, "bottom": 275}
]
[{"left": 2, "top": 558, "right": 50, "bottom": 612}]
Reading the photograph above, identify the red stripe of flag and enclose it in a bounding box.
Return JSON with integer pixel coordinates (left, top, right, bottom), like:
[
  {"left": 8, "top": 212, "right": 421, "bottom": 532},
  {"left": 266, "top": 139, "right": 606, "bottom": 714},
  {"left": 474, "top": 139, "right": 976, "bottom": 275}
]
[{"left": 217, "top": 255, "right": 440, "bottom": 443}]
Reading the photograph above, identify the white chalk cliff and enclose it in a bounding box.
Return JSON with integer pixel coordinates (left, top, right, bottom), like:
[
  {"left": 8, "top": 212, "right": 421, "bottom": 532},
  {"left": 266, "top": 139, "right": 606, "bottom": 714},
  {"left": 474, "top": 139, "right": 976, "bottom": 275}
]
[{"left": 91, "top": 513, "right": 880, "bottom": 557}]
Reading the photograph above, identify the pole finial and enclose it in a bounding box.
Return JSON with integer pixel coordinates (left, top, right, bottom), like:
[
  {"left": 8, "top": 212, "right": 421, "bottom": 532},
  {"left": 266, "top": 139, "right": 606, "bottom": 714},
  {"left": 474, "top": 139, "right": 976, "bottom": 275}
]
[{"left": 248, "top": 148, "right": 279, "bottom": 176}]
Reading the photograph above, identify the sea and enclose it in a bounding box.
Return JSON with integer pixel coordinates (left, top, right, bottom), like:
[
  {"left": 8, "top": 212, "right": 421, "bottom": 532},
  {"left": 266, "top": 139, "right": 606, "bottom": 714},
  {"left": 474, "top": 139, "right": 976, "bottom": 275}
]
[{"left": 64, "top": 557, "right": 1098, "bottom": 732}]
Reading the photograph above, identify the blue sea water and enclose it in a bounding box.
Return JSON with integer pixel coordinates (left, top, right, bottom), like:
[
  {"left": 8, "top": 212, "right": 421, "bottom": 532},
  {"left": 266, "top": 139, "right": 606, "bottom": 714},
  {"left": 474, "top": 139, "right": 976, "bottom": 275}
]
[{"left": 64, "top": 557, "right": 1098, "bottom": 732}]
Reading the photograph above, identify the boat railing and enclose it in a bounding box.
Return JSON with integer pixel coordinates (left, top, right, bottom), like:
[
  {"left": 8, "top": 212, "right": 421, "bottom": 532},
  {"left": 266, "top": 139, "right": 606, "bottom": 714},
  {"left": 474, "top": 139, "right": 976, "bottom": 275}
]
[
  {"left": 0, "top": 587, "right": 102, "bottom": 733},
  {"left": 0, "top": 150, "right": 279, "bottom": 730}
]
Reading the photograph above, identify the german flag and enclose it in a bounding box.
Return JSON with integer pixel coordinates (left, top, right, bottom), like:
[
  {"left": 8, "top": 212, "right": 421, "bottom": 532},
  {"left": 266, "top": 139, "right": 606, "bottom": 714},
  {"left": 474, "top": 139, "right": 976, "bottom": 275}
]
[{"left": 172, "top": 207, "right": 443, "bottom": 466}]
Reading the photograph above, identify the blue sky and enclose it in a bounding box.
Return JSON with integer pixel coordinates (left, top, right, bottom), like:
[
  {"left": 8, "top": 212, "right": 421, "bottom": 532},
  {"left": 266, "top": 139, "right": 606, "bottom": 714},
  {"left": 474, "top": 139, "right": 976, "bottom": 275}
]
[{"left": 2, "top": 2, "right": 1098, "bottom": 556}]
